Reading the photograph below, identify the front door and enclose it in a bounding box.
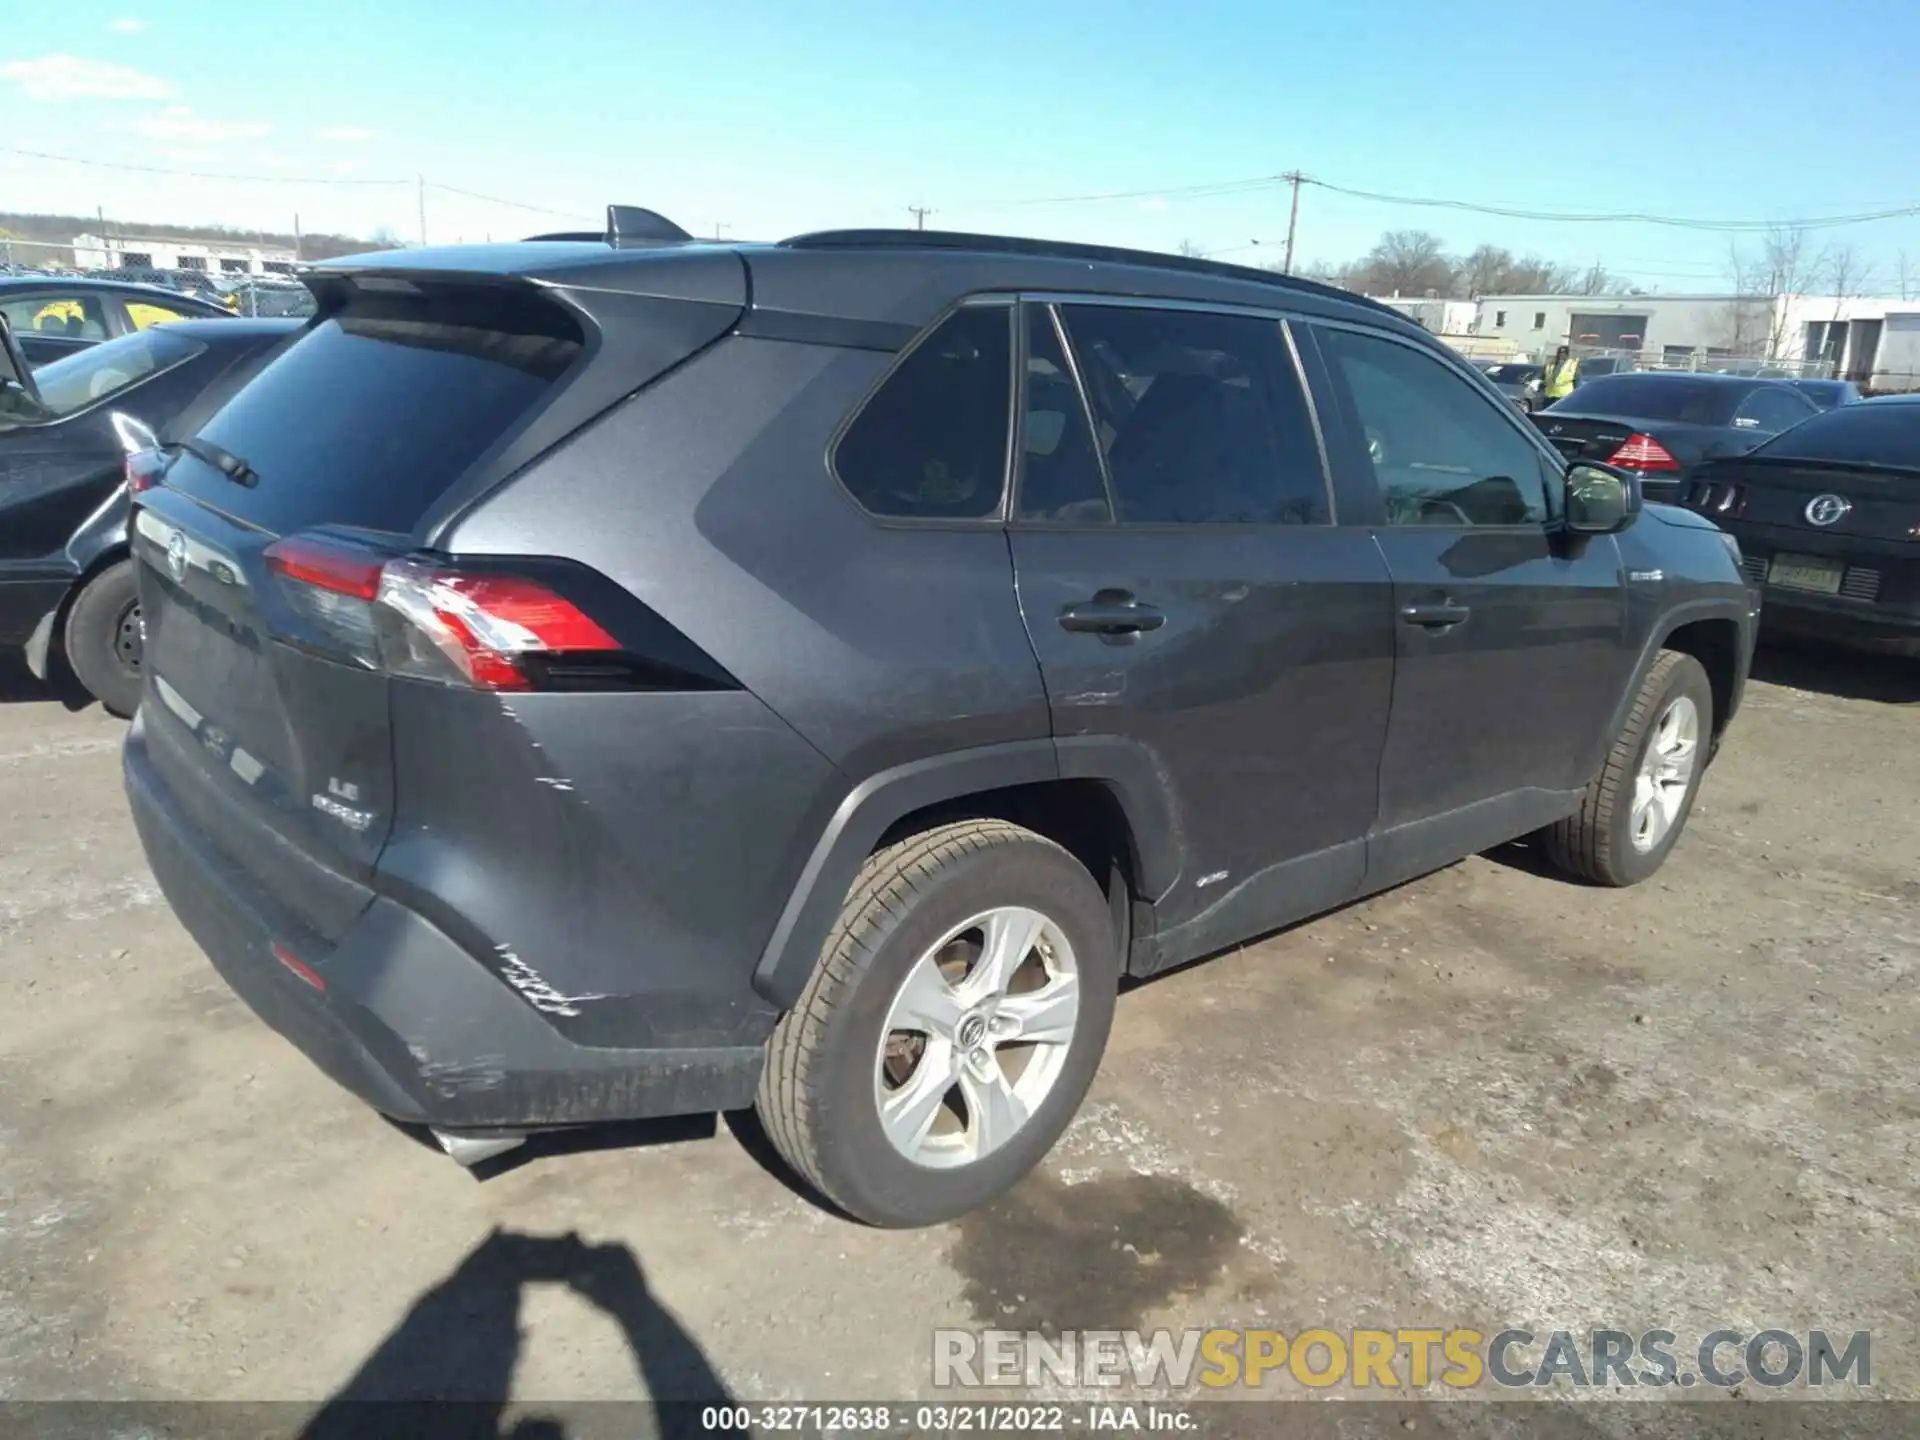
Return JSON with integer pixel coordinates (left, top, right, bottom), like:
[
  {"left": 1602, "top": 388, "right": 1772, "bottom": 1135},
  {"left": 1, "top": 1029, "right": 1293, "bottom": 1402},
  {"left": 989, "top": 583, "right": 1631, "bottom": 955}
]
[
  {"left": 1303, "top": 323, "right": 1632, "bottom": 888},
  {"left": 1008, "top": 300, "right": 1396, "bottom": 971}
]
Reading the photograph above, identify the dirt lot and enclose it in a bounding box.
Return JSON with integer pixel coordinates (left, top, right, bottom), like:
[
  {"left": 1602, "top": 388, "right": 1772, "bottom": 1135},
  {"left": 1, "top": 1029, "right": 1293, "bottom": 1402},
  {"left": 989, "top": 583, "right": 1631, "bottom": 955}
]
[{"left": 0, "top": 642, "right": 1915, "bottom": 1427}]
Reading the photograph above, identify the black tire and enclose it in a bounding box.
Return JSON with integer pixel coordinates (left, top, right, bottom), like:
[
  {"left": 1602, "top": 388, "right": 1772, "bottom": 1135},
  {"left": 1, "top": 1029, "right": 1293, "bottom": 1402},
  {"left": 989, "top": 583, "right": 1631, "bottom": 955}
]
[
  {"left": 757, "top": 819, "right": 1119, "bottom": 1227},
  {"left": 1542, "top": 650, "right": 1714, "bottom": 886},
  {"left": 63, "top": 560, "right": 144, "bottom": 719}
]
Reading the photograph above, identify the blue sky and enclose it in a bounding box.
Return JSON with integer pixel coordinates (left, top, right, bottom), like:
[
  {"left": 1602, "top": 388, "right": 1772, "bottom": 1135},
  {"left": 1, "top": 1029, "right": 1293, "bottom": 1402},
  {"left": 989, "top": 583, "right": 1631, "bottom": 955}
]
[{"left": 4, "top": 0, "right": 1919, "bottom": 293}]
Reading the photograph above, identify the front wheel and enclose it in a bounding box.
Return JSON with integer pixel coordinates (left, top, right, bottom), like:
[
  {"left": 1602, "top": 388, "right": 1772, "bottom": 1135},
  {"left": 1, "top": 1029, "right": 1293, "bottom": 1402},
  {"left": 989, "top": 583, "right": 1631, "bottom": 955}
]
[
  {"left": 1542, "top": 650, "right": 1714, "bottom": 886},
  {"left": 757, "top": 820, "right": 1119, "bottom": 1227}
]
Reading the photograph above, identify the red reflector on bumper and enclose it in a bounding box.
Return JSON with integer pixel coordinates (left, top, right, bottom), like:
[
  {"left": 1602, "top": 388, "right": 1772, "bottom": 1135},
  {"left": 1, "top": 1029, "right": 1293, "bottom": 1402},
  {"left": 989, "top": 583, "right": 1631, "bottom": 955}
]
[{"left": 271, "top": 942, "right": 326, "bottom": 991}]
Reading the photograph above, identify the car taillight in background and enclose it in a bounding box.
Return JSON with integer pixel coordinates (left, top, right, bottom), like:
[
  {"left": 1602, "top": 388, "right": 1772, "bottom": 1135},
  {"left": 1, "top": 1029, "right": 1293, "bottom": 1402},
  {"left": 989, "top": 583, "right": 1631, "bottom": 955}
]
[
  {"left": 125, "top": 447, "right": 168, "bottom": 495},
  {"left": 263, "top": 532, "right": 620, "bottom": 692},
  {"left": 1608, "top": 433, "right": 1681, "bottom": 472}
]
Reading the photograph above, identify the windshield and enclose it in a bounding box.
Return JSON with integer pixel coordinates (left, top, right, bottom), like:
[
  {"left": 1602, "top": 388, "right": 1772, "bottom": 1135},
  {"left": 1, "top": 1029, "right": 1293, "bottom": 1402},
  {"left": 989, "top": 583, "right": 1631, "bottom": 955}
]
[
  {"left": 1483, "top": 364, "right": 1539, "bottom": 384},
  {"left": 1555, "top": 376, "right": 1738, "bottom": 425},
  {"left": 24, "top": 327, "right": 205, "bottom": 419},
  {"left": 1752, "top": 402, "right": 1920, "bottom": 468}
]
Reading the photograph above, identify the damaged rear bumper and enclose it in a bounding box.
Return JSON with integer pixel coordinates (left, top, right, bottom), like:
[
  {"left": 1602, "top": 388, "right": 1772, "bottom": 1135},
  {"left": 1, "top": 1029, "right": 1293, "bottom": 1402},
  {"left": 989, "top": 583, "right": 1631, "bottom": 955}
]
[{"left": 124, "top": 715, "right": 764, "bottom": 1130}]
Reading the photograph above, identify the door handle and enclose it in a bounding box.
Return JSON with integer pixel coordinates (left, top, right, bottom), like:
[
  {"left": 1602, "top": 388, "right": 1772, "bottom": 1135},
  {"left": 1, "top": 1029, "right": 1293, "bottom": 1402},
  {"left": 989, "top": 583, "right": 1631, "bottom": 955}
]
[
  {"left": 1059, "top": 594, "right": 1166, "bottom": 636},
  {"left": 1400, "top": 601, "right": 1472, "bottom": 629}
]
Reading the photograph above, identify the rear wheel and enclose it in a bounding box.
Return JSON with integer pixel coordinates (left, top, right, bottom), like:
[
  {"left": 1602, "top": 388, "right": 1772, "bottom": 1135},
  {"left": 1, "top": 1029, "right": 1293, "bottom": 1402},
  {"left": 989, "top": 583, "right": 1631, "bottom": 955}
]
[
  {"left": 1543, "top": 650, "right": 1713, "bottom": 886},
  {"left": 63, "top": 560, "right": 144, "bottom": 719},
  {"left": 757, "top": 820, "right": 1118, "bottom": 1227}
]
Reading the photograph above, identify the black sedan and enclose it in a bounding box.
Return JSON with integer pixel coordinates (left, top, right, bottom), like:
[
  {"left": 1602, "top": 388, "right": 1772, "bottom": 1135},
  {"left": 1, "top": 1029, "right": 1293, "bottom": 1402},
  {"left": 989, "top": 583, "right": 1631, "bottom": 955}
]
[
  {"left": 1679, "top": 395, "right": 1920, "bottom": 655},
  {"left": 0, "top": 313, "right": 298, "bottom": 714},
  {"left": 0, "top": 275, "right": 233, "bottom": 368},
  {"left": 1790, "top": 378, "right": 1864, "bottom": 410},
  {"left": 1532, "top": 372, "right": 1820, "bottom": 501}
]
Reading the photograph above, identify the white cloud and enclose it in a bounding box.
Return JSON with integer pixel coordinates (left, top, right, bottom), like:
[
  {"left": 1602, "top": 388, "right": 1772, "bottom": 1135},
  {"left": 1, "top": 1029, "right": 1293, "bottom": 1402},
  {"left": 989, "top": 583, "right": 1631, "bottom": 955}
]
[
  {"left": 0, "top": 53, "right": 172, "bottom": 101},
  {"left": 135, "top": 104, "right": 268, "bottom": 141},
  {"left": 108, "top": 17, "right": 146, "bottom": 32},
  {"left": 326, "top": 160, "right": 361, "bottom": 175},
  {"left": 316, "top": 126, "right": 375, "bottom": 143},
  {"left": 1137, "top": 198, "right": 1169, "bottom": 213}
]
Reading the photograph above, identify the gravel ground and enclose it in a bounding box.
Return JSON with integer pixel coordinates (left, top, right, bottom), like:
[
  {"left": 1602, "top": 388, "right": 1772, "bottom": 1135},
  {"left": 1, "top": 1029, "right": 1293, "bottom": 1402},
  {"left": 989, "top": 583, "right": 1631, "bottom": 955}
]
[{"left": 0, "top": 641, "right": 1914, "bottom": 1433}]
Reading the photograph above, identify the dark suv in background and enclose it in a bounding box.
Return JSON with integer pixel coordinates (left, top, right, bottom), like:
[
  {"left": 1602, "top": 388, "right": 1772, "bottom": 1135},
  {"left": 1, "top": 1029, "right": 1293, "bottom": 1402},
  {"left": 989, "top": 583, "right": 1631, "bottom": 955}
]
[{"left": 120, "top": 209, "right": 1757, "bottom": 1226}]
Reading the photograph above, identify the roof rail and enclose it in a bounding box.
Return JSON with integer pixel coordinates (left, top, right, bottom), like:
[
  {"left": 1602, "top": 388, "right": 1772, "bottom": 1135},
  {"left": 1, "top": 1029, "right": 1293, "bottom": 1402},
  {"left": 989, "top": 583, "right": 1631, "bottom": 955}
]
[
  {"left": 777, "top": 228, "right": 1403, "bottom": 318},
  {"left": 524, "top": 205, "right": 695, "bottom": 248}
]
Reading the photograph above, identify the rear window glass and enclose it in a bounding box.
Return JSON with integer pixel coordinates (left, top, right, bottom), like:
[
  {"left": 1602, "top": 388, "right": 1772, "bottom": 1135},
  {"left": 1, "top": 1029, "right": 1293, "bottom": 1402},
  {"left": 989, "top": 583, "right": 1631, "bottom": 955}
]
[
  {"left": 1561, "top": 376, "right": 1738, "bottom": 425},
  {"left": 1753, "top": 402, "right": 1920, "bottom": 467},
  {"left": 167, "top": 290, "right": 580, "bottom": 536},
  {"left": 835, "top": 305, "right": 1012, "bottom": 520},
  {"left": 30, "top": 327, "right": 205, "bottom": 418}
]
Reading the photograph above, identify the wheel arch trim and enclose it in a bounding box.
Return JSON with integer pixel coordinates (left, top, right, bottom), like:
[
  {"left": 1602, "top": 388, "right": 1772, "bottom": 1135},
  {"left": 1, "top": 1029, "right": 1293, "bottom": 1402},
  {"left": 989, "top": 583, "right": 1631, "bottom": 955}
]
[{"left": 751, "top": 736, "right": 1183, "bottom": 1009}]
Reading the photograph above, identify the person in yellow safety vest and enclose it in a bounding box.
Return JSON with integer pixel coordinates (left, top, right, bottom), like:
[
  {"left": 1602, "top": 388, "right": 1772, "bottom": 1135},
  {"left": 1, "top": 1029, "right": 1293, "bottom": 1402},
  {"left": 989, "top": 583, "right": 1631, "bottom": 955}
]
[{"left": 1542, "top": 345, "right": 1578, "bottom": 404}]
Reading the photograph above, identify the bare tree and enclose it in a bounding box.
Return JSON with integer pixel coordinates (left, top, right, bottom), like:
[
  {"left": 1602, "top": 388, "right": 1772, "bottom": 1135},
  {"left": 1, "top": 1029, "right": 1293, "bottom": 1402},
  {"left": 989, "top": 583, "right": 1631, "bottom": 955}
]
[
  {"left": 1900, "top": 252, "right": 1915, "bottom": 302},
  {"left": 1726, "top": 224, "right": 1828, "bottom": 357},
  {"left": 1357, "top": 229, "right": 1453, "bottom": 297},
  {"left": 1457, "top": 244, "right": 1513, "bottom": 298},
  {"left": 1825, "top": 244, "right": 1880, "bottom": 310},
  {"left": 1176, "top": 238, "right": 1207, "bottom": 258}
]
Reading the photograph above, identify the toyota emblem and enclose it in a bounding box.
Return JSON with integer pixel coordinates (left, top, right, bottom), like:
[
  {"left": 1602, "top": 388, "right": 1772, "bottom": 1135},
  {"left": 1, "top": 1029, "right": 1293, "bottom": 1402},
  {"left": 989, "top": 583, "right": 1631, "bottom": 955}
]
[
  {"left": 1804, "top": 493, "right": 1851, "bottom": 527},
  {"left": 165, "top": 531, "right": 188, "bottom": 582}
]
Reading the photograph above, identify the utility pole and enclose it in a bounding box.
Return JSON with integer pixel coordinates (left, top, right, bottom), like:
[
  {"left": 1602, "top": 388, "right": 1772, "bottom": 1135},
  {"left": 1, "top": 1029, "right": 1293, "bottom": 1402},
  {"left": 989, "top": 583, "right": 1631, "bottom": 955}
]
[
  {"left": 1281, "top": 171, "right": 1303, "bottom": 275},
  {"left": 293, "top": 212, "right": 302, "bottom": 262},
  {"left": 713, "top": 222, "right": 731, "bottom": 240},
  {"left": 417, "top": 175, "right": 428, "bottom": 247},
  {"left": 908, "top": 205, "right": 933, "bottom": 231}
]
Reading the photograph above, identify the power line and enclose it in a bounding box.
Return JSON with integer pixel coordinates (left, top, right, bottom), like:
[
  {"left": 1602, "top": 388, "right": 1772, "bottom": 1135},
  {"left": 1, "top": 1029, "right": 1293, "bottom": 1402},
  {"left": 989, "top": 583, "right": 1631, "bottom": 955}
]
[
  {"left": 1304, "top": 178, "right": 1920, "bottom": 234},
  {"left": 0, "top": 144, "right": 410, "bottom": 186},
  {"left": 422, "top": 181, "right": 594, "bottom": 222},
  {"left": 960, "top": 166, "right": 1920, "bottom": 235}
]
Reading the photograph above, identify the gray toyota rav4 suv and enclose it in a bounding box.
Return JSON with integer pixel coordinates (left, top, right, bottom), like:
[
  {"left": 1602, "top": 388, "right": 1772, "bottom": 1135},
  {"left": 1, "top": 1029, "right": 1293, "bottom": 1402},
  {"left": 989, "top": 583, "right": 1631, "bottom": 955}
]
[{"left": 122, "top": 208, "right": 1756, "bottom": 1226}]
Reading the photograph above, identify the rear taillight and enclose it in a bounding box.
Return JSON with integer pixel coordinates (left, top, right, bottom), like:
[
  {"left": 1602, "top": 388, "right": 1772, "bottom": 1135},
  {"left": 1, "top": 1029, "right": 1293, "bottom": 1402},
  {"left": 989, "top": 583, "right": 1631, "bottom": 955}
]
[
  {"left": 125, "top": 447, "right": 167, "bottom": 495},
  {"left": 263, "top": 533, "right": 619, "bottom": 691},
  {"left": 1608, "top": 433, "right": 1681, "bottom": 472}
]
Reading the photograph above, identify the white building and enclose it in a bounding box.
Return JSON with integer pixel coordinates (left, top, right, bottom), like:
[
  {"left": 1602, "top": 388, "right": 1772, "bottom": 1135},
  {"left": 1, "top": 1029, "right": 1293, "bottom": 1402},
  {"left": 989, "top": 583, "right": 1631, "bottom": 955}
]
[
  {"left": 1463, "top": 291, "right": 1920, "bottom": 391},
  {"left": 70, "top": 232, "right": 298, "bottom": 278}
]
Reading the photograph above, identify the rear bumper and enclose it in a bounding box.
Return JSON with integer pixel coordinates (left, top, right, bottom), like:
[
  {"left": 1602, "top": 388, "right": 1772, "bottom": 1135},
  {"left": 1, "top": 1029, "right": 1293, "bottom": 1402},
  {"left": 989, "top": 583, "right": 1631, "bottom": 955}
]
[
  {"left": 1756, "top": 590, "right": 1920, "bottom": 654},
  {"left": 124, "top": 714, "right": 764, "bottom": 1130}
]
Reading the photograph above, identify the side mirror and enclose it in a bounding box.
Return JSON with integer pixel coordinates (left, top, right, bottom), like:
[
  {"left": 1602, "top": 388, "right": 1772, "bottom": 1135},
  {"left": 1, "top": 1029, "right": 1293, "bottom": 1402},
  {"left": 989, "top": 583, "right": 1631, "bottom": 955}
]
[{"left": 1565, "top": 461, "right": 1640, "bottom": 534}]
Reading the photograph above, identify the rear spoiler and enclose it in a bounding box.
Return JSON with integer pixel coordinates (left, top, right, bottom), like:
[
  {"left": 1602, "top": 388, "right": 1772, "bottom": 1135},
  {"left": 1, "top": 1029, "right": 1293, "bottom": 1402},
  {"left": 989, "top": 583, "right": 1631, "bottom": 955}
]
[{"left": 524, "top": 204, "right": 693, "bottom": 248}]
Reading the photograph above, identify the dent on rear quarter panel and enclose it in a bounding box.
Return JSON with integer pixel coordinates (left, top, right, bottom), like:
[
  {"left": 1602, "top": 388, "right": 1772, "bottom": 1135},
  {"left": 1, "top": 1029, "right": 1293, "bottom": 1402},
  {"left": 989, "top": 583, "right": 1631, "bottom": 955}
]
[
  {"left": 379, "top": 681, "right": 838, "bottom": 1050},
  {"left": 443, "top": 334, "right": 1051, "bottom": 776}
]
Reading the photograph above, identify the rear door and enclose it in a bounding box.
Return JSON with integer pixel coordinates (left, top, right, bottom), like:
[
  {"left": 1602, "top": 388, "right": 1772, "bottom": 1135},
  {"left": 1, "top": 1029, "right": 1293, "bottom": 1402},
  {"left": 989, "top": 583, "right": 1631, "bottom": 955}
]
[
  {"left": 1008, "top": 299, "right": 1395, "bottom": 963},
  {"left": 1304, "top": 323, "right": 1632, "bottom": 887},
  {"left": 129, "top": 279, "right": 602, "bottom": 941}
]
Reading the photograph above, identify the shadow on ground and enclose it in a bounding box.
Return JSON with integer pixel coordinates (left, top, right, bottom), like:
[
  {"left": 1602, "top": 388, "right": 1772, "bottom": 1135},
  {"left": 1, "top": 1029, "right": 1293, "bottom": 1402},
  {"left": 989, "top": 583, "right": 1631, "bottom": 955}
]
[
  {"left": 297, "top": 1228, "right": 734, "bottom": 1439},
  {"left": 1750, "top": 635, "right": 1920, "bottom": 703}
]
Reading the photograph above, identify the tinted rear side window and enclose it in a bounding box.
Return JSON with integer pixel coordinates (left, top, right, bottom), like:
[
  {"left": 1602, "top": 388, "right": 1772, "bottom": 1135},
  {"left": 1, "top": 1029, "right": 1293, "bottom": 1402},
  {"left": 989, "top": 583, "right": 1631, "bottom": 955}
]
[
  {"left": 1058, "top": 304, "right": 1329, "bottom": 525},
  {"left": 835, "top": 304, "right": 1013, "bottom": 520},
  {"left": 30, "top": 327, "right": 205, "bottom": 418},
  {"left": 1561, "top": 376, "right": 1739, "bottom": 425},
  {"left": 166, "top": 285, "right": 580, "bottom": 536},
  {"left": 1754, "top": 402, "right": 1920, "bottom": 467}
]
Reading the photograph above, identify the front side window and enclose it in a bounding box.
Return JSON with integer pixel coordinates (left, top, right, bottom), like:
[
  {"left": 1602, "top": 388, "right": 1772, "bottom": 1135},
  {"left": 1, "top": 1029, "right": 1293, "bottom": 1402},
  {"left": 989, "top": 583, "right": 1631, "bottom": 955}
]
[
  {"left": 835, "top": 304, "right": 1012, "bottom": 520},
  {"left": 124, "top": 298, "right": 196, "bottom": 331},
  {"left": 1317, "top": 327, "right": 1549, "bottom": 527},
  {"left": 27, "top": 328, "right": 205, "bottom": 419},
  {"left": 1055, "top": 304, "right": 1329, "bottom": 525}
]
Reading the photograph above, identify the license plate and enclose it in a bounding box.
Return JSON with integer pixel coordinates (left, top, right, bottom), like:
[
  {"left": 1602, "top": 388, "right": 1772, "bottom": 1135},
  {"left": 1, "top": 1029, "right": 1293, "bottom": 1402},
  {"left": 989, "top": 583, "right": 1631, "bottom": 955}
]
[{"left": 1769, "top": 554, "right": 1845, "bottom": 594}]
